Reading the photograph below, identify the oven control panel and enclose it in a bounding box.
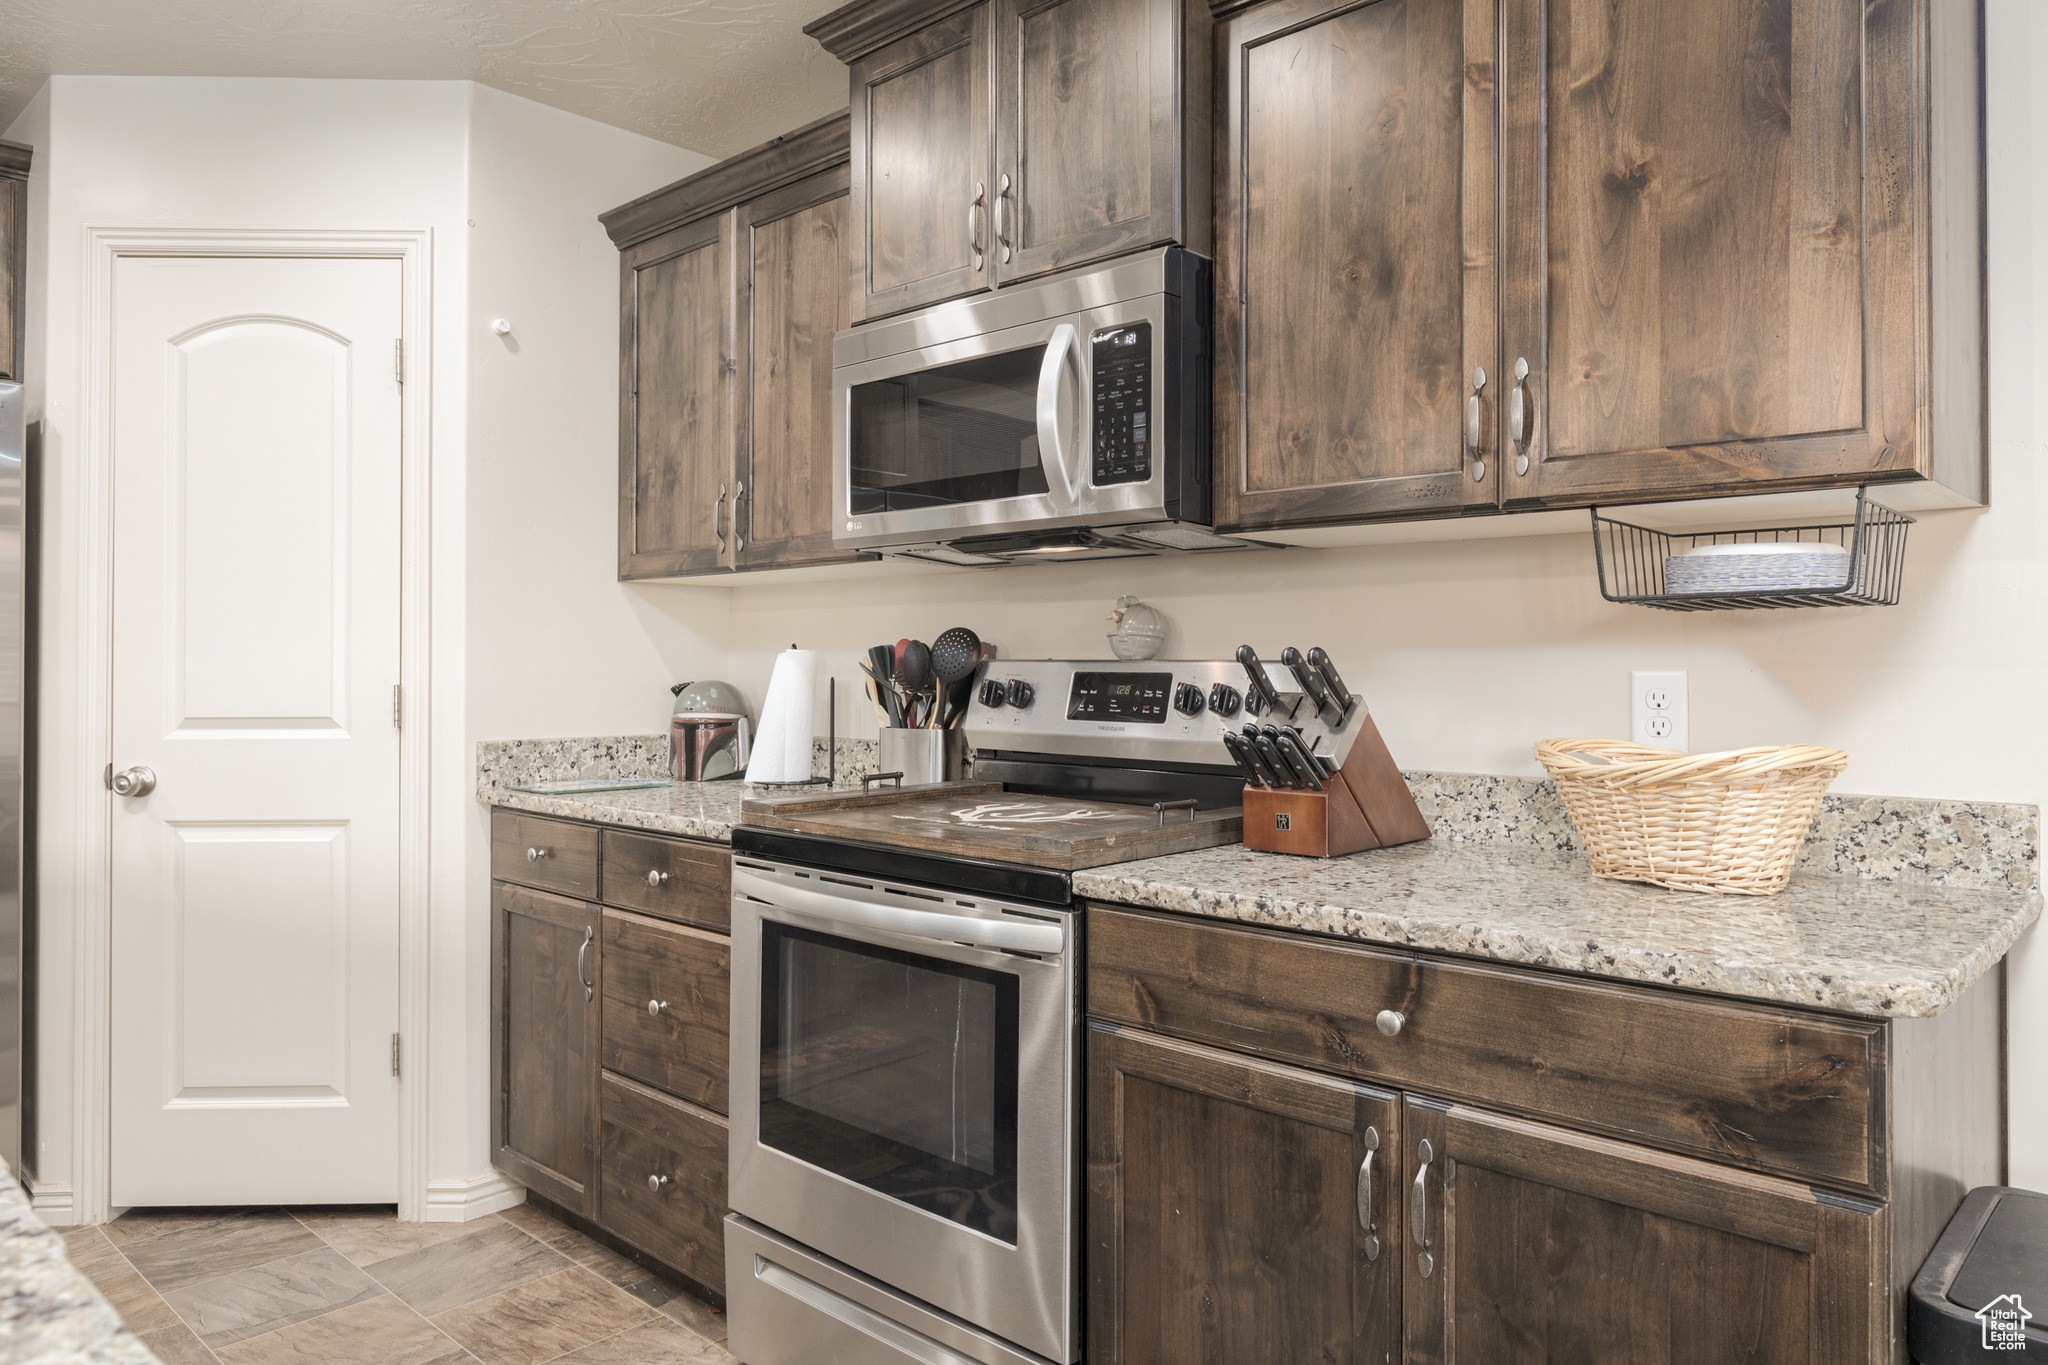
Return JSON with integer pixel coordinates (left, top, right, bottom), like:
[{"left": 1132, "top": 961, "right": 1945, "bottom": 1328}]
[
  {"left": 1067, "top": 670, "right": 1172, "bottom": 724},
  {"left": 1090, "top": 322, "right": 1151, "bottom": 487}
]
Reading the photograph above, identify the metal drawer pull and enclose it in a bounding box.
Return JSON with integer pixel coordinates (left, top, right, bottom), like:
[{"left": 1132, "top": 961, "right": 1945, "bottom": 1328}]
[
  {"left": 861, "top": 771, "right": 904, "bottom": 790},
  {"left": 735, "top": 480, "right": 747, "bottom": 553},
  {"left": 577, "top": 926, "right": 594, "bottom": 1001},
  {"left": 1376, "top": 1009, "right": 1404, "bottom": 1037},
  {"left": 1357, "top": 1127, "right": 1380, "bottom": 1261},
  {"left": 995, "top": 173, "right": 1012, "bottom": 263},
  {"left": 645, "top": 869, "right": 669, "bottom": 889},
  {"left": 647, "top": 999, "right": 667, "bottom": 1017},
  {"left": 526, "top": 847, "right": 548, "bottom": 862},
  {"left": 1153, "top": 798, "right": 1199, "bottom": 827},
  {"left": 647, "top": 1174, "right": 670, "bottom": 1193},
  {"left": 1510, "top": 356, "right": 1532, "bottom": 475},
  {"left": 1465, "top": 367, "right": 1486, "bottom": 481},
  {"left": 969, "top": 181, "right": 986, "bottom": 271},
  {"left": 1413, "top": 1138, "right": 1434, "bottom": 1278},
  {"left": 714, "top": 482, "right": 727, "bottom": 552}
]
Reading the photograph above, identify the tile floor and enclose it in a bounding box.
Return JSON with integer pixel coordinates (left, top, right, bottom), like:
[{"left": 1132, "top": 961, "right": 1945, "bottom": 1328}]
[{"left": 60, "top": 1200, "right": 737, "bottom": 1364}]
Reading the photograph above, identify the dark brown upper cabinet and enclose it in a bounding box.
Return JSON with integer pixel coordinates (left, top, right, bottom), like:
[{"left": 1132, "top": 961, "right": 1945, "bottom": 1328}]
[
  {"left": 1212, "top": 0, "right": 1985, "bottom": 534},
  {"left": 0, "top": 140, "right": 30, "bottom": 383},
  {"left": 603, "top": 113, "right": 870, "bottom": 580},
  {"left": 1213, "top": 0, "right": 1499, "bottom": 531},
  {"left": 809, "top": 0, "right": 1211, "bottom": 323}
]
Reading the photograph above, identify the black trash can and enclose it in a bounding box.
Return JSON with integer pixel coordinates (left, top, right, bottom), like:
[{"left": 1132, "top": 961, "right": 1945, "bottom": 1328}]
[{"left": 1911, "top": 1186, "right": 2048, "bottom": 1360}]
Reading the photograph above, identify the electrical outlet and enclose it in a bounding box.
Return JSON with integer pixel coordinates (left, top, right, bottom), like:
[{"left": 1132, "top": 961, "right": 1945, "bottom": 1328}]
[{"left": 1630, "top": 670, "right": 1689, "bottom": 750}]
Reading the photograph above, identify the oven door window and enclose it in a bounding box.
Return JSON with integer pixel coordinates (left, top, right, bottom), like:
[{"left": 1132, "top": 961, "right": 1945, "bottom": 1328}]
[
  {"left": 847, "top": 346, "right": 1051, "bottom": 514},
  {"left": 758, "top": 922, "right": 1021, "bottom": 1244}
]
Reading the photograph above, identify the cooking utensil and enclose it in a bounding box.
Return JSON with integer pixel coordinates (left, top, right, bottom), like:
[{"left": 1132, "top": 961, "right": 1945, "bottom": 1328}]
[
  {"left": 1281, "top": 647, "right": 1343, "bottom": 726},
  {"left": 901, "top": 640, "right": 934, "bottom": 729},
  {"left": 930, "top": 628, "right": 983, "bottom": 727},
  {"left": 868, "top": 645, "right": 905, "bottom": 726},
  {"left": 1252, "top": 732, "right": 1300, "bottom": 789},
  {"left": 1221, "top": 730, "right": 1266, "bottom": 786},
  {"left": 1236, "top": 645, "right": 1282, "bottom": 714},
  {"left": 1306, "top": 647, "right": 1354, "bottom": 715}
]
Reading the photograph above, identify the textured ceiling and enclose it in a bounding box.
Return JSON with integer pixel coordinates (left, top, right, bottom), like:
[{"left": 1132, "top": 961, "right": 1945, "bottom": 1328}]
[{"left": 0, "top": 0, "right": 852, "bottom": 158}]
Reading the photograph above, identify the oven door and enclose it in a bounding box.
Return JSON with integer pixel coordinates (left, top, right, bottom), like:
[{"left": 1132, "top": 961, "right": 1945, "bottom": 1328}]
[
  {"left": 728, "top": 857, "right": 1078, "bottom": 1364},
  {"left": 833, "top": 297, "right": 1174, "bottom": 552}
]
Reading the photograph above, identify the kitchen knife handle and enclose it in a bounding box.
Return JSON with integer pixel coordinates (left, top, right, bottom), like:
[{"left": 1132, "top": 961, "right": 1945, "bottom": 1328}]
[
  {"left": 1235, "top": 729, "right": 1283, "bottom": 787},
  {"left": 1466, "top": 367, "right": 1487, "bottom": 481},
  {"left": 1222, "top": 732, "right": 1265, "bottom": 786},
  {"left": 1253, "top": 734, "right": 1300, "bottom": 789},
  {"left": 1236, "top": 645, "right": 1282, "bottom": 712},
  {"left": 1307, "top": 648, "right": 1354, "bottom": 712},
  {"left": 1511, "top": 356, "right": 1532, "bottom": 475},
  {"left": 1277, "top": 731, "right": 1327, "bottom": 791},
  {"left": 1283, "top": 647, "right": 1338, "bottom": 716}
]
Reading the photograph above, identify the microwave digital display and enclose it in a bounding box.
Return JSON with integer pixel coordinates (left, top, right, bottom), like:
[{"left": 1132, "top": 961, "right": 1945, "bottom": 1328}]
[
  {"left": 1090, "top": 322, "right": 1152, "bottom": 488},
  {"left": 1067, "top": 671, "right": 1171, "bottom": 723}
]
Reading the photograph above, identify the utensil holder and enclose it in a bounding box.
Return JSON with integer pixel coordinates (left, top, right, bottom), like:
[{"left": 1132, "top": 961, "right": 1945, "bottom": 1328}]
[
  {"left": 1242, "top": 715, "right": 1430, "bottom": 857},
  {"left": 880, "top": 728, "right": 967, "bottom": 786}
]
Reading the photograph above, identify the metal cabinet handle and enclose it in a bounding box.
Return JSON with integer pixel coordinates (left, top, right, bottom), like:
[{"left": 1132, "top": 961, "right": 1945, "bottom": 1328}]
[
  {"left": 1465, "top": 367, "right": 1487, "bottom": 481},
  {"left": 645, "top": 869, "right": 669, "bottom": 889},
  {"left": 714, "top": 482, "right": 727, "bottom": 553},
  {"left": 1510, "top": 356, "right": 1532, "bottom": 475},
  {"left": 111, "top": 766, "right": 158, "bottom": 797},
  {"left": 577, "top": 926, "right": 594, "bottom": 1001},
  {"left": 1376, "top": 1009, "right": 1405, "bottom": 1037},
  {"left": 994, "top": 173, "right": 1012, "bottom": 264},
  {"left": 526, "top": 846, "right": 549, "bottom": 862},
  {"left": 969, "top": 181, "right": 986, "bottom": 272},
  {"left": 1413, "top": 1138, "right": 1435, "bottom": 1278},
  {"left": 734, "top": 480, "right": 748, "bottom": 553},
  {"left": 647, "top": 999, "right": 668, "bottom": 1017},
  {"left": 1357, "top": 1127, "right": 1381, "bottom": 1261},
  {"left": 647, "top": 1173, "right": 670, "bottom": 1193}
]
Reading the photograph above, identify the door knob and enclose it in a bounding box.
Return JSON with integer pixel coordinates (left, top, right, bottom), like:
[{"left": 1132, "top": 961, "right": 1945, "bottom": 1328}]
[{"left": 111, "top": 766, "right": 157, "bottom": 797}]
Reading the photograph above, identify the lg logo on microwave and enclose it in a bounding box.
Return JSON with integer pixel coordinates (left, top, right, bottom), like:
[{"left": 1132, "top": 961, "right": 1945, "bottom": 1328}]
[{"left": 846, "top": 519, "right": 865, "bottom": 532}]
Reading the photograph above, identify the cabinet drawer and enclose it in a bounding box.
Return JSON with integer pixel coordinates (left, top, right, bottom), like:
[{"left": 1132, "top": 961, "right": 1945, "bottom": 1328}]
[
  {"left": 599, "top": 1071, "right": 727, "bottom": 1294},
  {"left": 601, "top": 829, "right": 731, "bottom": 930},
  {"left": 601, "top": 910, "right": 730, "bottom": 1113},
  {"left": 1086, "top": 905, "right": 1883, "bottom": 1191},
  {"left": 492, "top": 810, "right": 599, "bottom": 899}
]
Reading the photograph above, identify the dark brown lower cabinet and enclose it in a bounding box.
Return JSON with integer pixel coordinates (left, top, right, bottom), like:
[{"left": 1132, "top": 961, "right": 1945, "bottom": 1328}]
[
  {"left": 492, "top": 883, "right": 601, "bottom": 1217},
  {"left": 1402, "top": 1095, "right": 1883, "bottom": 1365},
  {"left": 1087, "top": 1022, "right": 1398, "bottom": 1365},
  {"left": 598, "top": 1072, "right": 729, "bottom": 1292}
]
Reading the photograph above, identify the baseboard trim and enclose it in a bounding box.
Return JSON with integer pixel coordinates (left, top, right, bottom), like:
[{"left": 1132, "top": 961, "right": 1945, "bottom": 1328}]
[
  {"left": 23, "top": 1175, "right": 77, "bottom": 1225},
  {"left": 423, "top": 1171, "right": 525, "bottom": 1223}
]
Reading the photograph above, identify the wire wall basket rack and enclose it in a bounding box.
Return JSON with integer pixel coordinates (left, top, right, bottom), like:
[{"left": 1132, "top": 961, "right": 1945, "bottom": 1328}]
[{"left": 1591, "top": 486, "right": 1913, "bottom": 611}]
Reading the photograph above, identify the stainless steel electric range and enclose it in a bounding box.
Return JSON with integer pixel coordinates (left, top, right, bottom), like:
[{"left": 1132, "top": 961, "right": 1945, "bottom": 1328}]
[{"left": 722, "top": 655, "right": 1363, "bottom": 1365}]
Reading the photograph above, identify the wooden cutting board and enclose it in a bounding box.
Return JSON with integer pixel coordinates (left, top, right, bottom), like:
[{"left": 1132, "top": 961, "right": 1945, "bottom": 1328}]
[{"left": 741, "top": 781, "right": 1243, "bottom": 871}]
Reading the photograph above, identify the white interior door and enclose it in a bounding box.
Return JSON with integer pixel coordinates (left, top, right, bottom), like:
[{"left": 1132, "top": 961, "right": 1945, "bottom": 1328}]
[{"left": 110, "top": 255, "right": 404, "bottom": 1206}]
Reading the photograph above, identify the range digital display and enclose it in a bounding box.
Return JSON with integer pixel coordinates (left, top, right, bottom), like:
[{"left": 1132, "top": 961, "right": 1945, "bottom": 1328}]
[{"left": 1067, "top": 671, "right": 1172, "bottom": 724}]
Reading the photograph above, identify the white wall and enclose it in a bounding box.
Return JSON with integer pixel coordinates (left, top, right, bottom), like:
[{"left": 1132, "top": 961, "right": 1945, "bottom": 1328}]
[
  {"left": 459, "top": 83, "right": 722, "bottom": 1183},
  {"left": 728, "top": 0, "right": 2048, "bottom": 1186},
  {"left": 3, "top": 75, "right": 732, "bottom": 1216}
]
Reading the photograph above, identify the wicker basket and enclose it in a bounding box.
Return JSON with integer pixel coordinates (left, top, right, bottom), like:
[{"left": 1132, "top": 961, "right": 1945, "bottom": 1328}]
[{"left": 1534, "top": 738, "right": 1849, "bottom": 895}]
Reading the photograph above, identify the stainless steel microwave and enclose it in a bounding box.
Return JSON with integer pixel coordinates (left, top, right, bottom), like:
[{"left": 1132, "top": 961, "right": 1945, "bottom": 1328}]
[{"left": 831, "top": 248, "right": 1258, "bottom": 564}]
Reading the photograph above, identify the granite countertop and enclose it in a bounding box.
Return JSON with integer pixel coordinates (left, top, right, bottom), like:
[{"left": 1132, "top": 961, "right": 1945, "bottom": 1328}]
[
  {"left": 1073, "top": 842, "right": 2040, "bottom": 1019},
  {"left": 0, "top": 1165, "right": 159, "bottom": 1364},
  {"left": 478, "top": 737, "right": 2040, "bottom": 1020}
]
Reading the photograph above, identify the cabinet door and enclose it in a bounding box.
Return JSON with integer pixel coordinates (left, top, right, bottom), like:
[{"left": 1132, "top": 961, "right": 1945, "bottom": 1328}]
[
  {"left": 492, "top": 883, "right": 601, "bottom": 1217},
  {"left": 1402, "top": 1096, "right": 1883, "bottom": 1365},
  {"left": 849, "top": 5, "right": 995, "bottom": 322},
  {"left": 993, "top": 0, "right": 1199, "bottom": 282},
  {"left": 1087, "top": 1023, "right": 1399, "bottom": 1365},
  {"left": 1500, "top": 0, "right": 1912, "bottom": 506},
  {"left": 620, "top": 212, "right": 734, "bottom": 579},
  {"left": 1214, "top": 0, "right": 1500, "bottom": 533},
  {"left": 0, "top": 176, "right": 21, "bottom": 382},
  {"left": 736, "top": 166, "right": 861, "bottom": 570}
]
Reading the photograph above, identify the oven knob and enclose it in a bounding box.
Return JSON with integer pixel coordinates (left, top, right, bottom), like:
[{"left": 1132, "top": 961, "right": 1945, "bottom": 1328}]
[
  {"left": 1004, "top": 678, "right": 1036, "bottom": 709},
  {"left": 1173, "top": 682, "right": 1206, "bottom": 717},
  {"left": 1208, "top": 683, "right": 1241, "bottom": 718},
  {"left": 978, "top": 679, "right": 1006, "bottom": 708}
]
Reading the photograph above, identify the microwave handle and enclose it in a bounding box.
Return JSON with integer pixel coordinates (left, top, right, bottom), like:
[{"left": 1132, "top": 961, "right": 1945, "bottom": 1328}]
[{"left": 1035, "top": 322, "right": 1086, "bottom": 505}]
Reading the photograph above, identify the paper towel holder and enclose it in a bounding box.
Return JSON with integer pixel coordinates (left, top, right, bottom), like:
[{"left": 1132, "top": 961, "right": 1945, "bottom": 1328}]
[{"left": 750, "top": 675, "right": 835, "bottom": 789}]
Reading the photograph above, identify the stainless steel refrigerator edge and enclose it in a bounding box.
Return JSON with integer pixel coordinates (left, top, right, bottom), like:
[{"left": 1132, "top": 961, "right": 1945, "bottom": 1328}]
[{"left": 0, "top": 382, "right": 26, "bottom": 1174}]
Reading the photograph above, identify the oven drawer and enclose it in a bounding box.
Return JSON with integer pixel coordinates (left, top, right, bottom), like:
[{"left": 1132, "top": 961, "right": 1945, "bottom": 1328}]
[
  {"left": 1085, "top": 905, "right": 1882, "bottom": 1191},
  {"left": 599, "top": 1071, "right": 727, "bottom": 1294},
  {"left": 491, "top": 810, "right": 599, "bottom": 900},
  {"left": 601, "top": 829, "right": 730, "bottom": 930},
  {"left": 601, "top": 910, "right": 730, "bottom": 1113}
]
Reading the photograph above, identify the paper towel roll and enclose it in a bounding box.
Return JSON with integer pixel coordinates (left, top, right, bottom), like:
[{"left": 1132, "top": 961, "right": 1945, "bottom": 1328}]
[{"left": 746, "top": 648, "right": 818, "bottom": 784}]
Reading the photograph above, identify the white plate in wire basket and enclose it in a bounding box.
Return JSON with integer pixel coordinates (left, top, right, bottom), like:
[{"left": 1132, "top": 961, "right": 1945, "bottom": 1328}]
[{"left": 1663, "top": 540, "right": 1855, "bottom": 595}]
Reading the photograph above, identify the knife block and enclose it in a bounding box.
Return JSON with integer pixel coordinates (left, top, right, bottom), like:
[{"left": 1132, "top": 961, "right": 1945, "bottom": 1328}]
[{"left": 1243, "top": 715, "right": 1431, "bottom": 857}]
